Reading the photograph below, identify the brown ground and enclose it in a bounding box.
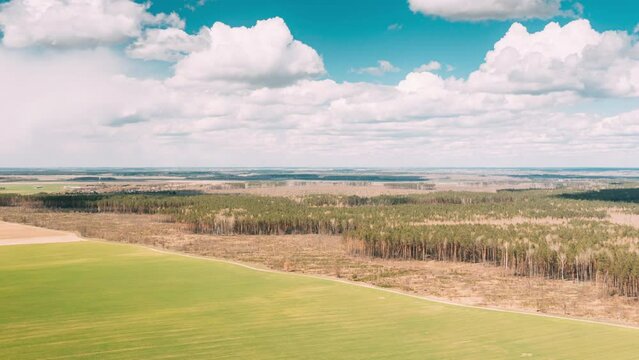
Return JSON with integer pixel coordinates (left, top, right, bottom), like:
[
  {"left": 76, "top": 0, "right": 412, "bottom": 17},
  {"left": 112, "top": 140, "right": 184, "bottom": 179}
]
[
  {"left": 413, "top": 216, "right": 571, "bottom": 226},
  {"left": 0, "top": 221, "right": 82, "bottom": 245},
  {"left": 609, "top": 210, "right": 639, "bottom": 228},
  {"left": 1, "top": 206, "right": 638, "bottom": 326}
]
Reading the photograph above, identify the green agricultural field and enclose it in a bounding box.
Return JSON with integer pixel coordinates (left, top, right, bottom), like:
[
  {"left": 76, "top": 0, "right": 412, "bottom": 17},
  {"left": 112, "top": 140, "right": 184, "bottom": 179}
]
[
  {"left": 1, "top": 241, "right": 638, "bottom": 359},
  {"left": 0, "top": 183, "right": 67, "bottom": 195}
]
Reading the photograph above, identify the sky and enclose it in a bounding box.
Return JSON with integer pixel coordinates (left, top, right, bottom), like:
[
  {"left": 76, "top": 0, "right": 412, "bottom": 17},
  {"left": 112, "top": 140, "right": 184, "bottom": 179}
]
[{"left": 0, "top": 0, "right": 638, "bottom": 167}]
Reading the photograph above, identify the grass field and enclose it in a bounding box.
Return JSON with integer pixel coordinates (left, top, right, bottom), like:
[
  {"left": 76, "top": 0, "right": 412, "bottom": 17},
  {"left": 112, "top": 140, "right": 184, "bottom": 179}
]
[
  {"left": 1, "top": 241, "right": 638, "bottom": 359},
  {"left": 0, "top": 183, "right": 67, "bottom": 195}
]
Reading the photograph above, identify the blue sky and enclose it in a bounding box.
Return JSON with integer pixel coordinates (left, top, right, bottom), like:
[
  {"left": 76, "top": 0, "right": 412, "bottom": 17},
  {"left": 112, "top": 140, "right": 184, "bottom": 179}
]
[
  {"left": 146, "top": 0, "right": 639, "bottom": 83},
  {"left": 0, "top": 0, "right": 638, "bottom": 167}
]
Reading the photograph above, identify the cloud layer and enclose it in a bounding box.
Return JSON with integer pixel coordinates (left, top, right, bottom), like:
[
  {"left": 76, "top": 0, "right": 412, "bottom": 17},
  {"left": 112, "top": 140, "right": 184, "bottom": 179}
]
[{"left": 0, "top": 1, "right": 638, "bottom": 167}]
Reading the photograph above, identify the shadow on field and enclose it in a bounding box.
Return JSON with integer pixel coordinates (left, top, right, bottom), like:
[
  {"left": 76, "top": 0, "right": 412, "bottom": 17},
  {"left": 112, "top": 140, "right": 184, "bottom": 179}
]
[{"left": 558, "top": 188, "right": 639, "bottom": 203}]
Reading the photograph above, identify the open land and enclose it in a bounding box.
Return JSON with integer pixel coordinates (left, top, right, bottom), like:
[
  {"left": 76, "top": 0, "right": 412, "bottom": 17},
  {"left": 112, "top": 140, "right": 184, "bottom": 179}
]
[
  {"left": 2, "top": 208, "right": 639, "bottom": 326},
  {"left": 1, "top": 222, "right": 639, "bottom": 359},
  {"left": 3, "top": 168, "right": 639, "bottom": 358}
]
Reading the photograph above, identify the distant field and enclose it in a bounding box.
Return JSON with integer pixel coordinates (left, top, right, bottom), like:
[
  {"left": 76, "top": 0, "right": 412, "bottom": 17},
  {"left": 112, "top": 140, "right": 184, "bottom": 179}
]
[
  {"left": 0, "top": 183, "right": 67, "bottom": 195},
  {"left": 1, "top": 240, "right": 638, "bottom": 359}
]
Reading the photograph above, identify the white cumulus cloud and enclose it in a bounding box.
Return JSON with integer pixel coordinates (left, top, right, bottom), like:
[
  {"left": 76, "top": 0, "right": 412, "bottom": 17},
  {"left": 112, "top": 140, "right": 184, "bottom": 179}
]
[
  {"left": 408, "top": 0, "right": 564, "bottom": 21},
  {"left": 126, "top": 27, "right": 210, "bottom": 61},
  {"left": 352, "top": 60, "right": 400, "bottom": 76},
  {"left": 0, "top": 0, "right": 182, "bottom": 48},
  {"left": 467, "top": 19, "right": 639, "bottom": 97},
  {"left": 169, "top": 17, "right": 325, "bottom": 87},
  {"left": 414, "top": 60, "right": 442, "bottom": 72}
]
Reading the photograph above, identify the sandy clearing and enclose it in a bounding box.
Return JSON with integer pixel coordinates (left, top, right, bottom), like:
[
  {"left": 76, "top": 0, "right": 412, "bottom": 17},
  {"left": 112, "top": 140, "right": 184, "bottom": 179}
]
[
  {"left": 0, "top": 221, "right": 82, "bottom": 246},
  {"left": 608, "top": 210, "right": 639, "bottom": 229}
]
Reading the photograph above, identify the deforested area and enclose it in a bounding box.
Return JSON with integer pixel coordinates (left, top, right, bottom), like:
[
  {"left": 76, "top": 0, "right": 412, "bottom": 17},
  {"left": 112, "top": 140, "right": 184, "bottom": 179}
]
[{"left": 3, "top": 188, "right": 639, "bottom": 297}]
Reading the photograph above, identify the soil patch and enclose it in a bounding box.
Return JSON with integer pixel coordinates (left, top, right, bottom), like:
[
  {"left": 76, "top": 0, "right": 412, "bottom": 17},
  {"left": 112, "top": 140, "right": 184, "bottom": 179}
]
[{"left": 0, "top": 221, "right": 82, "bottom": 246}]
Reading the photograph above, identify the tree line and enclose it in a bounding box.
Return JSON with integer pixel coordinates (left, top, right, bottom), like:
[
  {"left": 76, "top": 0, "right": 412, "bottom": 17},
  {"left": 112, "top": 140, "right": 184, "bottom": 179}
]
[{"left": 2, "top": 190, "right": 638, "bottom": 296}]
